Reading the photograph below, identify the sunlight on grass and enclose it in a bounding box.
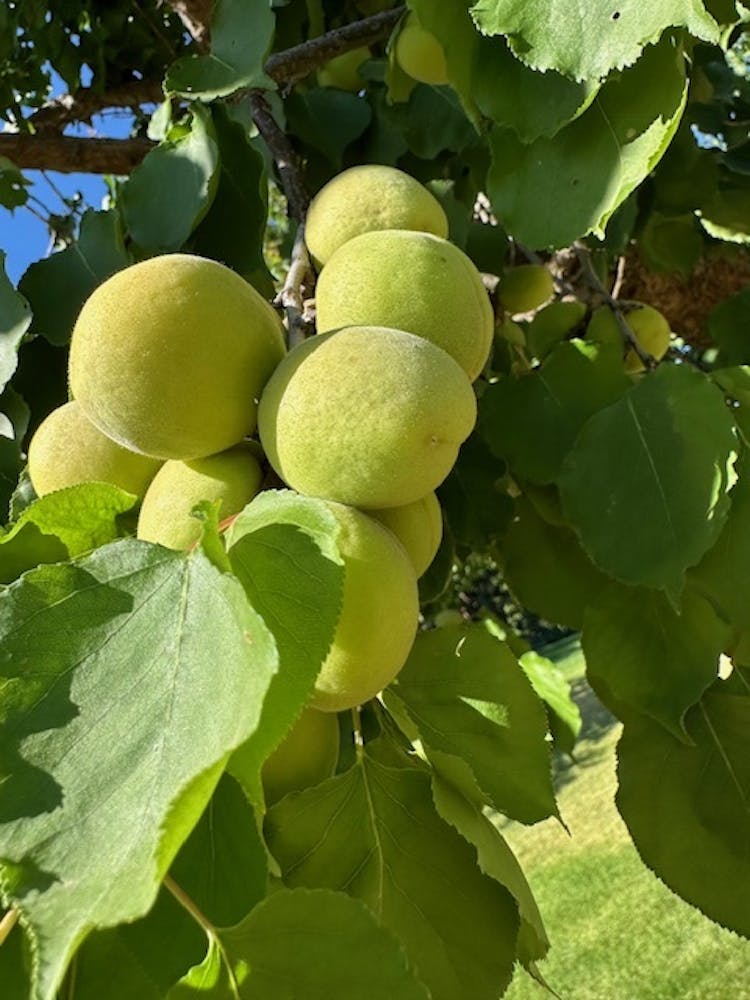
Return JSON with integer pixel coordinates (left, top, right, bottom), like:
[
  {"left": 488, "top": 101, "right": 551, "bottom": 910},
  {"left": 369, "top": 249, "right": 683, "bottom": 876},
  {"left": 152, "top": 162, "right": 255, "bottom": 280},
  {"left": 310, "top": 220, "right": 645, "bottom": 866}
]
[{"left": 502, "top": 641, "right": 750, "bottom": 1000}]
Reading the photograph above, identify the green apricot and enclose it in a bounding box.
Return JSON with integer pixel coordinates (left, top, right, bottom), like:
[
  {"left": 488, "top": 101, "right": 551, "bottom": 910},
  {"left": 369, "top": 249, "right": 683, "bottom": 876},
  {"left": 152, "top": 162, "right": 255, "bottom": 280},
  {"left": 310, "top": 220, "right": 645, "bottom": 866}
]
[
  {"left": 69, "top": 254, "right": 286, "bottom": 460},
  {"left": 137, "top": 443, "right": 264, "bottom": 550},
  {"left": 315, "top": 230, "right": 494, "bottom": 381},
  {"left": 395, "top": 14, "right": 448, "bottom": 85},
  {"left": 499, "top": 264, "right": 554, "bottom": 315},
  {"left": 370, "top": 492, "right": 443, "bottom": 577},
  {"left": 258, "top": 326, "right": 477, "bottom": 509},
  {"left": 27, "top": 400, "right": 162, "bottom": 498},
  {"left": 527, "top": 300, "right": 587, "bottom": 359},
  {"left": 587, "top": 303, "right": 671, "bottom": 372},
  {"left": 312, "top": 501, "right": 419, "bottom": 712},
  {"left": 305, "top": 165, "right": 449, "bottom": 266},
  {"left": 262, "top": 707, "right": 340, "bottom": 805},
  {"left": 317, "top": 47, "right": 370, "bottom": 91}
]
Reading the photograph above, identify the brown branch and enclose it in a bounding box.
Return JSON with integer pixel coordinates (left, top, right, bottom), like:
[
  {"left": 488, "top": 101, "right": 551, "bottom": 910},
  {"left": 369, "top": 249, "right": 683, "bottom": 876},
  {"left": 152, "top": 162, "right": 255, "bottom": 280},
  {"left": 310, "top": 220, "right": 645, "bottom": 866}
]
[
  {"left": 0, "top": 133, "right": 154, "bottom": 174},
  {"left": 30, "top": 79, "right": 165, "bottom": 133},
  {"left": 249, "top": 90, "right": 309, "bottom": 221},
  {"left": 265, "top": 6, "right": 405, "bottom": 86},
  {"left": 277, "top": 224, "right": 316, "bottom": 347},
  {"left": 163, "top": 0, "right": 214, "bottom": 52}
]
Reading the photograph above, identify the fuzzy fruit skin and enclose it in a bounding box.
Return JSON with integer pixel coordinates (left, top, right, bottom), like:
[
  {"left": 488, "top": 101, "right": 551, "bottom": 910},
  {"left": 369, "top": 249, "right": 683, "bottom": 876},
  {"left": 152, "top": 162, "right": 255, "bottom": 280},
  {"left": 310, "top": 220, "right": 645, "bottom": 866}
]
[
  {"left": 137, "top": 443, "right": 264, "bottom": 550},
  {"left": 370, "top": 492, "right": 443, "bottom": 578},
  {"left": 499, "top": 264, "right": 554, "bottom": 315},
  {"left": 316, "top": 230, "right": 493, "bottom": 381},
  {"left": 305, "top": 165, "right": 449, "bottom": 266},
  {"left": 69, "top": 254, "right": 285, "bottom": 461},
  {"left": 262, "top": 707, "right": 340, "bottom": 804},
  {"left": 317, "top": 47, "right": 370, "bottom": 91},
  {"left": 27, "top": 400, "right": 162, "bottom": 498},
  {"left": 395, "top": 15, "right": 448, "bottom": 85},
  {"left": 311, "top": 501, "right": 419, "bottom": 712},
  {"left": 587, "top": 303, "right": 671, "bottom": 373},
  {"left": 258, "top": 326, "right": 477, "bottom": 509}
]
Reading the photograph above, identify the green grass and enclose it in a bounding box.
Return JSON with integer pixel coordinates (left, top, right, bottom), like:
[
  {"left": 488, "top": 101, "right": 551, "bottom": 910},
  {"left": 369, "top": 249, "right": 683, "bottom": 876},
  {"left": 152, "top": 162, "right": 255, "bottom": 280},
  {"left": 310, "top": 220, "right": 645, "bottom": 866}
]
[{"left": 501, "top": 641, "right": 750, "bottom": 1000}]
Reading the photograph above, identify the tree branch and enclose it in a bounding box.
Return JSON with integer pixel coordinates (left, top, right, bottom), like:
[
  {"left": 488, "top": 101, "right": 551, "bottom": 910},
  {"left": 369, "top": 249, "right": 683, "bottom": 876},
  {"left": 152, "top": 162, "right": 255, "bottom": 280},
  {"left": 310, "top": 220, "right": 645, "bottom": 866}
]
[
  {"left": 163, "top": 0, "right": 214, "bottom": 52},
  {"left": 0, "top": 133, "right": 154, "bottom": 174},
  {"left": 265, "top": 6, "right": 405, "bottom": 86},
  {"left": 248, "top": 90, "right": 309, "bottom": 221},
  {"left": 30, "top": 80, "right": 165, "bottom": 133}
]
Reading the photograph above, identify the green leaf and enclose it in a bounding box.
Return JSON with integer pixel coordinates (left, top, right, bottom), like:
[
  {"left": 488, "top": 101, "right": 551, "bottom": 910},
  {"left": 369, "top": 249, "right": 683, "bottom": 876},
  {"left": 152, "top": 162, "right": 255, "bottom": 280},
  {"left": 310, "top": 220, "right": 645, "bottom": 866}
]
[
  {"left": 18, "top": 211, "right": 129, "bottom": 346},
  {"left": 286, "top": 88, "right": 372, "bottom": 168},
  {"left": 519, "top": 650, "right": 582, "bottom": 755},
  {"left": 400, "top": 87, "right": 477, "bottom": 159},
  {"left": 388, "top": 624, "right": 557, "bottom": 824},
  {"left": 616, "top": 684, "right": 750, "bottom": 938},
  {"left": 166, "top": 0, "right": 275, "bottom": 100},
  {"left": 499, "top": 497, "right": 609, "bottom": 630},
  {"left": 170, "top": 774, "right": 267, "bottom": 928},
  {"left": 480, "top": 339, "right": 630, "bottom": 484},
  {"left": 408, "top": 0, "right": 483, "bottom": 124},
  {"left": 559, "top": 364, "right": 738, "bottom": 598},
  {"left": 225, "top": 490, "right": 344, "bottom": 804},
  {"left": 488, "top": 37, "right": 687, "bottom": 249},
  {"left": 583, "top": 582, "right": 731, "bottom": 739},
  {"left": 0, "top": 918, "right": 31, "bottom": 1000},
  {"left": 470, "top": 0, "right": 717, "bottom": 81},
  {"left": 0, "top": 541, "right": 277, "bottom": 999},
  {"left": 690, "top": 452, "right": 750, "bottom": 630},
  {"left": 640, "top": 212, "right": 703, "bottom": 276},
  {"left": 189, "top": 104, "right": 273, "bottom": 296},
  {"left": 431, "top": 758, "right": 549, "bottom": 970},
  {"left": 0, "top": 157, "right": 29, "bottom": 210},
  {"left": 71, "top": 887, "right": 205, "bottom": 999},
  {"left": 173, "top": 889, "right": 431, "bottom": 998},
  {"left": 0, "top": 252, "right": 31, "bottom": 394},
  {"left": 266, "top": 756, "right": 520, "bottom": 1000},
  {"left": 122, "top": 107, "right": 219, "bottom": 254},
  {"left": 474, "top": 36, "right": 599, "bottom": 142},
  {"left": 707, "top": 286, "right": 750, "bottom": 366},
  {"left": 438, "top": 433, "right": 513, "bottom": 551}
]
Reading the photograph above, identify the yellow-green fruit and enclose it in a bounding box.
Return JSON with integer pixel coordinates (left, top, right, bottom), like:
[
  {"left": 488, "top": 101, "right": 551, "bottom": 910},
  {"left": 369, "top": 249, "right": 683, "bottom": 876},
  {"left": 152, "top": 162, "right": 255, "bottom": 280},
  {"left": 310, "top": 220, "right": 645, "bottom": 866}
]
[
  {"left": 305, "top": 165, "right": 449, "bottom": 265},
  {"left": 312, "top": 501, "right": 419, "bottom": 712},
  {"left": 27, "top": 400, "right": 162, "bottom": 498},
  {"left": 262, "top": 707, "right": 340, "bottom": 804},
  {"left": 499, "top": 264, "right": 554, "bottom": 315},
  {"left": 587, "top": 303, "right": 671, "bottom": 373},
  {"left": 69, "top": 254, "right": 286, "bottom": 460},
  {"left": 258, "top": 326, "right": 477, "bottom": 509},
  {"left": 395, "top": 14, "right": 448, "bottom": 85},
  {"left": 317, "top": 47, "right": 370, "bottom": 91},
  {"left": 137, "top": 443, "right": 264, "bottom": 550},
  {"left": 527, "top": 299, "right": 587, "bottom": 359},
  {"left": 316, "top": 230, "right": 493, "bottom": 381},
  {"left": 370, "top": 492, "right": 443, "bottom": 577}
]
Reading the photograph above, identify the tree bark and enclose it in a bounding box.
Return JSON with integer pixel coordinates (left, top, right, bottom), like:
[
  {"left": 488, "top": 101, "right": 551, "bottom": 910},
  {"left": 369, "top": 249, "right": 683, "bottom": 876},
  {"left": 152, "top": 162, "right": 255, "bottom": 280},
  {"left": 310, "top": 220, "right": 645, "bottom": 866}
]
[{"left": 0, "top": 134, "right": 154, "bottom": 174}]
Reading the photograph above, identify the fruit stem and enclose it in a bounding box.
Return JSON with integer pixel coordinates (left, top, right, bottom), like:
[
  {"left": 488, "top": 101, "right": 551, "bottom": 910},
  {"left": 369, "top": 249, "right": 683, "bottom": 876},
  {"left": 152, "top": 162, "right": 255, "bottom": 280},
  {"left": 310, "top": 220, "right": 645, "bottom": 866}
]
[{"left": 351, "top": 706, "right": 365, "bottom": 761}]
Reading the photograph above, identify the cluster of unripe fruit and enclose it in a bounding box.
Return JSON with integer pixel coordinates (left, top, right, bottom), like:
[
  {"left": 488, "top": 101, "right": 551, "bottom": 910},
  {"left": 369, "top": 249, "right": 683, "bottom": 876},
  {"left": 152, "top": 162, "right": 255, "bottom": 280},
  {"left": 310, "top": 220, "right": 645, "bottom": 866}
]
[{"left": 26, "top": 163, "right": 495, "bottom": 801}]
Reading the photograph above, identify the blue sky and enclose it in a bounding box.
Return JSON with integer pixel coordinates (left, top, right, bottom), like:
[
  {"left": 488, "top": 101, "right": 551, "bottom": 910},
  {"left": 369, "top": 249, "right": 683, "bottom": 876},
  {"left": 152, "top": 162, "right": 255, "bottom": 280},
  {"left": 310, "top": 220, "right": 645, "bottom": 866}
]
[{"left": 1, "top": 68, "right": 137, "bottom": 285}]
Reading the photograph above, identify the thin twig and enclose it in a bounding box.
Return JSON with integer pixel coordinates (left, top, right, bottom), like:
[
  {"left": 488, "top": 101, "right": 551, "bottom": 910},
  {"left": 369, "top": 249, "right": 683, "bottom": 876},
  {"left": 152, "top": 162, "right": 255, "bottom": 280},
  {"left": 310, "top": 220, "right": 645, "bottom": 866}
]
[
  {"left": 0, "top": 908, "right": 19, "bottom": 947},
  {"left": 351, "top": 706, "right": 365, "bottom": 761},
  {"left": 573, "top": 241, "right": 654, "bottom": 368},
  {"left": 611, "top": 254, "right": 626, "bottom": 299},
  {"left": 265, "top": 7, "right": 405, "bottom": 87},
  {"left": 278, "top": 225, "right": 316, "bottom": 347}
]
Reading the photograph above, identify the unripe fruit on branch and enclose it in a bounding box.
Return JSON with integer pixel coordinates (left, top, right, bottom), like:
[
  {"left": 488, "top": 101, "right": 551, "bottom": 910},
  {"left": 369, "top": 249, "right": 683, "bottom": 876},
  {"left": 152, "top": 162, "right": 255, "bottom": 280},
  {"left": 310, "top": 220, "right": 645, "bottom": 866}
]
[
  {"left": 305, "top": 165, "right": 448, "bottom": 265},
  {"left": 370, "top": 492, "right": 443, "bottom": 578},
  {"left": 262, "top": 707, "right": 340, "bottom": 805},
  {"left": 315, "top": 230, "right": 494, "bottom": 381},
  {"left": 68, "top": 254, "right": 285, "bottom": 461},
  {"left": 137, "top": 443, "right": 264, "bottom": 550},
  {"left": 258, "top": 326, "right": 477, "bottom": 509},
  {"left": 27, "top": 400, "right": 162, "bottom": 498},
  {"left": 311, "top": 501, "right": 419, "bottom": 712},
  {"left": 527, "top": 300, "right": 587, "bottom": 358},
  {"left": 498, "top": 264, "right": 554, "bottom": 315},
  {"left": 317, "top": 47, "right": 370, "bottom": 91},
  {"left": 587, "top": 303, "right": 671, "bottom": 372},
  {"left": 394, "top": 13, "right": 449, "bottom": 86}
]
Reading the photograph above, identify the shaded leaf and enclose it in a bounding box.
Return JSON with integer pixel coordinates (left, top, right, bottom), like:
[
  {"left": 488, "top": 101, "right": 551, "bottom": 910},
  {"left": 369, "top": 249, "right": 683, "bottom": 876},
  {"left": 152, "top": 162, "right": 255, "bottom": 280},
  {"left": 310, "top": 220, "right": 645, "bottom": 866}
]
[
  {"left": 559, "top": 364, "right": 738, "bottom": 598},
  {"left": 286, "top": 88, "right": 372, "bottom": 168},
  {"left": 0, "top": 252, "right": 31, "bottom": 394}
]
